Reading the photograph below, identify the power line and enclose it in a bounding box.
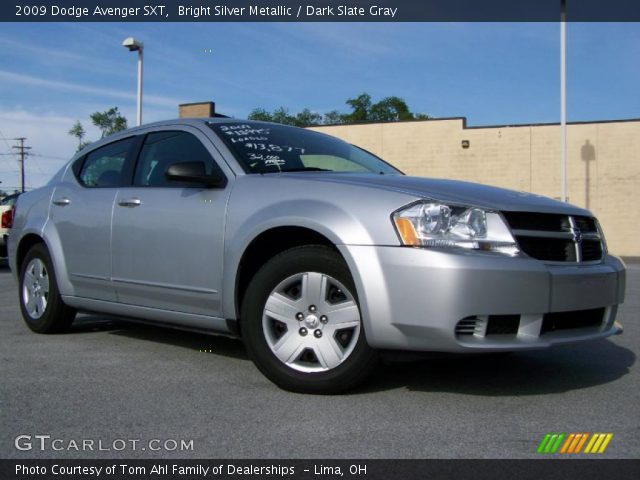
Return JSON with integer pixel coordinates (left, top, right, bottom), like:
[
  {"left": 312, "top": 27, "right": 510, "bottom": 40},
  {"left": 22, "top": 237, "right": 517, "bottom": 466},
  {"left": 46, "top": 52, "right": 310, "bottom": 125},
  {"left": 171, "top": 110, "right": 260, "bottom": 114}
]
[
  {"left": 25, "top": 155, "right": 46, "bottom": 177},
  {"left": 0, "top": 130, "right": 19, "bottom": 174},
  {"left": 31, "top": 152, "right": 69, "bottom": 161},
  {"left": 30, "top": 155, "right": 67, "bottom": 175},
  {"left": 0, "top": 129, "right": 14, "bottom": 153},
  {"left": 30, "top": 152, "right": 69, "bottom": 181}
]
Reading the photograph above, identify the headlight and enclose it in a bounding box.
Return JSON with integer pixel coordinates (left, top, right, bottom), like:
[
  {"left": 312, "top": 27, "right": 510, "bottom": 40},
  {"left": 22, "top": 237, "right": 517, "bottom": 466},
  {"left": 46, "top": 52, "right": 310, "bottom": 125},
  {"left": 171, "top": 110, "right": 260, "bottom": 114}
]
[{"left": 392, "top": 201, "right": 519, "bottom": 255}]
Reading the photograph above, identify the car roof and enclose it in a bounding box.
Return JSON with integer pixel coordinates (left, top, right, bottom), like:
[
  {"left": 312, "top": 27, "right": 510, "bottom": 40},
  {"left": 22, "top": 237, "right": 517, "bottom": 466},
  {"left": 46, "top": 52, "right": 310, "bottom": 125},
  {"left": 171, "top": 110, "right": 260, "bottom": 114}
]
[
  {"left": 76, "top": 118, "right": 268, "bottom": 151},
  {"left": 73, "top": 118, "right": 323, "bottom": 160},
  {"left": 115, "top": 117, "right": 266, "bottom": 134}
]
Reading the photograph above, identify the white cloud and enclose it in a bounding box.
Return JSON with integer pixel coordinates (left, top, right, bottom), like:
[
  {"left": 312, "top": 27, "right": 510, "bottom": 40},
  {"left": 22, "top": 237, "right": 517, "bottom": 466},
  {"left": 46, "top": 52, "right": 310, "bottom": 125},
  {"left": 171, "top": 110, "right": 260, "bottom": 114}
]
[
  {"left": 0, "top": 69, "right": 182, "bottom": 109},
  {"left": 0, "top": 37, "right": 131, "bottom": 78}
]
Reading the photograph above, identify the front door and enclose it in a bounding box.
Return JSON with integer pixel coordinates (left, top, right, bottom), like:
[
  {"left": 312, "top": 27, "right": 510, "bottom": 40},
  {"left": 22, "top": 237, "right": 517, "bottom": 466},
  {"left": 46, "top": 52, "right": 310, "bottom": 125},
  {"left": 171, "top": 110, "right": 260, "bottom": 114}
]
[{"left": 110, "top": 127, "right": 230, "bottom": 317}]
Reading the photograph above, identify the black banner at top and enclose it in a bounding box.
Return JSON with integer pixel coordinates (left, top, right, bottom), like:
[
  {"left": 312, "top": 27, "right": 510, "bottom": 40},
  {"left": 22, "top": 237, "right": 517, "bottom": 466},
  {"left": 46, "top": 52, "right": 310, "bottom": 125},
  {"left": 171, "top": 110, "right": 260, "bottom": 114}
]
[{"left": 3, "top": 0, "right": 640, "bottom": 22}]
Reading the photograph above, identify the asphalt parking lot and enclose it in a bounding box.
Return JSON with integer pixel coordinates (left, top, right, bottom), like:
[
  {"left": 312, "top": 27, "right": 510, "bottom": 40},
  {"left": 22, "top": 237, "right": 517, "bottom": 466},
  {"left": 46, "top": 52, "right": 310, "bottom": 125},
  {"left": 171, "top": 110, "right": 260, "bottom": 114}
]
[{"left": 0, "top": 261, "right": 638, "bottom": 459}]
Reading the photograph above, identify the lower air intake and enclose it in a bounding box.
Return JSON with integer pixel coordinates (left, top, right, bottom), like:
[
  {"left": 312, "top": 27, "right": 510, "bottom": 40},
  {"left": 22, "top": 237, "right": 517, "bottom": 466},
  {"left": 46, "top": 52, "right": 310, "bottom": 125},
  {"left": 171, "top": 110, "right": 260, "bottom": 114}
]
[
  {"left": 541, "top": 308, "right": 605, "bottom": 334},
  {"left": 486, "top": 315, "right": 520, "bottom": 335}
]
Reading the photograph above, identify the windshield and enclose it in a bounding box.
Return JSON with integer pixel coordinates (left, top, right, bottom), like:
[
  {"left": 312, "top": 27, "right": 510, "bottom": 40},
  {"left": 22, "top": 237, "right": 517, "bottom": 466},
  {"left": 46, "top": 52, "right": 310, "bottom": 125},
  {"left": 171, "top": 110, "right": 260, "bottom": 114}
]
[{"left": 209, "top": 122, "right": 401, "bottom": 175}]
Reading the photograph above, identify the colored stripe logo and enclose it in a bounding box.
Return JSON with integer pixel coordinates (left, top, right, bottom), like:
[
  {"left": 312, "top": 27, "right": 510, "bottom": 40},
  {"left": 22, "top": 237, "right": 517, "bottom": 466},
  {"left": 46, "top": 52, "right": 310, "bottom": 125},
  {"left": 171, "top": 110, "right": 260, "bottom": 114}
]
[{"left": 537, "top": 433, "right": 613, "bottom": 454}]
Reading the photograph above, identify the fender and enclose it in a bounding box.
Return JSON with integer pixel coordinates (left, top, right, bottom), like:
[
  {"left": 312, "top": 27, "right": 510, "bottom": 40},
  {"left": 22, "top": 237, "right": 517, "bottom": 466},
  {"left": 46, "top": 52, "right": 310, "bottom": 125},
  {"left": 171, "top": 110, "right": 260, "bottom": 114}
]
[{"left": 222, "top": 198, "right": 373, "bottom": 319}]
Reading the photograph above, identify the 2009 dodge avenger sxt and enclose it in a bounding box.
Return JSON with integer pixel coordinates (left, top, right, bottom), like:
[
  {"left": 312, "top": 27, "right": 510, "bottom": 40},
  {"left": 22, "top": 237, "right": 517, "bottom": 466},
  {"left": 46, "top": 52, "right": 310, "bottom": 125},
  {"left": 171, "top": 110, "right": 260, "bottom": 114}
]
[{"left": 9, "top": 119, "right": 626, "bottom": 393}]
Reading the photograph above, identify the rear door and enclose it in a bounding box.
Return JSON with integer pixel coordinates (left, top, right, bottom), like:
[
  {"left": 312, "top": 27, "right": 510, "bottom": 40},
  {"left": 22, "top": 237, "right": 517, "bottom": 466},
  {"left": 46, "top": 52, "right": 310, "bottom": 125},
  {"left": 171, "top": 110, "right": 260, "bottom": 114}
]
[
  {"left": 110, "top": 126, "right": 231, "bottom": 317},
  {"left": 49, "top": 137, "right": 136, "bottom": 301}
]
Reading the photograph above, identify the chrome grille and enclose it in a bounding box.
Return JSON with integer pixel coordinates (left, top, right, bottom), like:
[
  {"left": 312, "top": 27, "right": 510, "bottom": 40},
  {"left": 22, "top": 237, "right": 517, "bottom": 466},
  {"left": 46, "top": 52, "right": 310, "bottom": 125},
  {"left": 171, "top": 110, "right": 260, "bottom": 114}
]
[{"left": 502, "top": 212, "right": 603, "bottom": 263}]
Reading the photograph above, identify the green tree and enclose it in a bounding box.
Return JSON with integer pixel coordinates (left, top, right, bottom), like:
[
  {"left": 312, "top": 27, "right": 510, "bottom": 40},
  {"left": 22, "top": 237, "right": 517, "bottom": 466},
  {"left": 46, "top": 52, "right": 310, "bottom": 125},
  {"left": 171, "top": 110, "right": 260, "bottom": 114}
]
[
  {"left": 249, "top": 107, "right": 323, "bottom": 127},
  {"left": 369, "top": 96, "right": 415, "bottom": 122},
  {"left": 68, "top": 107, "right": 129, "bottom": 151},
  {"left": 323, "top": 110, "right": 345, "bottom": 125},
  {"left": 342, "top": 94, "right": 428, "bottom": 123},
  {"left": 90, "top": 107, "right": 128, "bottom": 138},
  {"left": 343, "top": 93, "right": 372, "bottom": 123},
  {"left": 68, "top": 121, "right": 86, "bottom": 149},
  {"left": 248, "top": 93, "right": 428, "bottom": 127},
  {"left": 293, "top": 108, "right": 322, "bottom": 127},
  {"left": 248, "top": 108, "right": 273, "bottom": 122},
  {"left": 270, "top": 107, "right": 295, "bottom": 125}
]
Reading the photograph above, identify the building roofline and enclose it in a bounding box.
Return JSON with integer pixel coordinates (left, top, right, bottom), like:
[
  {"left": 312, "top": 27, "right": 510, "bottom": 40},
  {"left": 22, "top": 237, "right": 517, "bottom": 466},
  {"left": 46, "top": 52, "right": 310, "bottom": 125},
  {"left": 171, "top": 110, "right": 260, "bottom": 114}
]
[
  {"left": 464, "top": 117, "right": 640, "bottom": 129},
  {"left": 311, "top": 117, "right": 467, "bottom": 128},
  {"left": 311, "top": 116, "right": 640, "bottom": 130},
  {"left": 178, "top": 101, "right": 215, "bottom": 107}
]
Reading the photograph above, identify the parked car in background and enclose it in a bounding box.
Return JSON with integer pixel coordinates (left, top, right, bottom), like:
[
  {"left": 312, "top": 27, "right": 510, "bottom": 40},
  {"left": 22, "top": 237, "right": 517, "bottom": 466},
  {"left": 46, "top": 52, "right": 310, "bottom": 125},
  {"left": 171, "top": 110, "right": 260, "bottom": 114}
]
[
  {"left": 8, "top": 119, "right": 626, "bottom": 393},
  {"left": 0, "top": 192, "right": 20, "bottom": 258}
]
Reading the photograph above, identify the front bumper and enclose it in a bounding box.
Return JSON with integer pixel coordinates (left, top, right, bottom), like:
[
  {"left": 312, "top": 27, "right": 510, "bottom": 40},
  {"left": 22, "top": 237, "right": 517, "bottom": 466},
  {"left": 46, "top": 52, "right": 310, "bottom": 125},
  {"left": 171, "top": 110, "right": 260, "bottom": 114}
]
[{"left": 338, "top": 245, "right": 626, "bottom": 352}]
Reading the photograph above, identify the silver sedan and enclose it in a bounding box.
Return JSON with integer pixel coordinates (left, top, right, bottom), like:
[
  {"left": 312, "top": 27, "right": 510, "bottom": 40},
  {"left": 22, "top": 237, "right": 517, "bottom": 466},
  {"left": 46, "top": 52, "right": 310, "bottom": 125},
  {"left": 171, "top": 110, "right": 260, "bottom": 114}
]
[{"left": 9, "top": 119, "right": 626, "bottom": 393}]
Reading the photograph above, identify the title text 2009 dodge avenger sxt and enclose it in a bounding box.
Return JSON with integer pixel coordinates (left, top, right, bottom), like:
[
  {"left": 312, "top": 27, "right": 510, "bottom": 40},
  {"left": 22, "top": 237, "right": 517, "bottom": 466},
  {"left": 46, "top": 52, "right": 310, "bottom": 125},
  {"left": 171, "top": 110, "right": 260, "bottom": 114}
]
[{"left": 9, "top": 119, "right": 626, "bottom": 392}]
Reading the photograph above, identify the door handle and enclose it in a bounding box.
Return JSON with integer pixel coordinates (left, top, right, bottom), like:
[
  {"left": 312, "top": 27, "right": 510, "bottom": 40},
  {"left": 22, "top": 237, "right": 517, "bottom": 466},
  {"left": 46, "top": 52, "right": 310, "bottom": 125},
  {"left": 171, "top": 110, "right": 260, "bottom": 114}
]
[
  {"left": 118, "top": 198, "right": 142, "bottom": 208},
  {"left": 52, "top": 197, "right": 70, "bottom": 206}
]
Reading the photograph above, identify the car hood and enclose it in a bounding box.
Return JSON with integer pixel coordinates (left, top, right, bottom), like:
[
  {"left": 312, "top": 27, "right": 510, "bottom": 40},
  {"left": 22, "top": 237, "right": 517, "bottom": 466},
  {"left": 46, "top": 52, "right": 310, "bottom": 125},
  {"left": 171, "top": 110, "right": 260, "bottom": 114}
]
[{"left": 280, "top": 173, "right": 591, "bottom": 216}]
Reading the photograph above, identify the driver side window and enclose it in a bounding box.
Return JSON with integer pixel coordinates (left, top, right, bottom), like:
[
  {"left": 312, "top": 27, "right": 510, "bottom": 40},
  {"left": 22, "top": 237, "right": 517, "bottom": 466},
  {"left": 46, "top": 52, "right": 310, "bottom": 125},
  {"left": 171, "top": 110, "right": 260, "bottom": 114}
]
[{"left": 134, "top": 131, "right": 219, "bottom": 187}]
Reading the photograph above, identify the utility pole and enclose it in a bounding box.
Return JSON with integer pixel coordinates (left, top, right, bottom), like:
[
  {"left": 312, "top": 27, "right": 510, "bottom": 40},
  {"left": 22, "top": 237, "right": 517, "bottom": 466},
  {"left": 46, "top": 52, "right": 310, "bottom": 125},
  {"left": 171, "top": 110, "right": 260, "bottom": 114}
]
[{"left": 12, "top": 137, "right": 31, "bottom": 193}]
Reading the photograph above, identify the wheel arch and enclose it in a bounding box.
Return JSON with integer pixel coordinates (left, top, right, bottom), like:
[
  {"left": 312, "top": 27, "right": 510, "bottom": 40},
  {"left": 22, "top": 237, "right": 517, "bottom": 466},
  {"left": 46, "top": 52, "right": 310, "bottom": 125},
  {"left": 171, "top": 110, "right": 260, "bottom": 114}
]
[
  {"left": 233, "top": 226, "right": 348, "bottom": 326},
  {"left": 15, "top": 225, "right": 74, "bottom": 297},
  {"left": 16, "top": 233, "right": 47, "bottom": 274}
]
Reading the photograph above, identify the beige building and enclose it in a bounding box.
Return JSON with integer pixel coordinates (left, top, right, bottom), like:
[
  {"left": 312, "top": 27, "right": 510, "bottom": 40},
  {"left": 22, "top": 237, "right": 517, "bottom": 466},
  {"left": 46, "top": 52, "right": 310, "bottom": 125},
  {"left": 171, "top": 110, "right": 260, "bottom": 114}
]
[{"left": 309, "top": 118, "right": 639, "bottom": 259}]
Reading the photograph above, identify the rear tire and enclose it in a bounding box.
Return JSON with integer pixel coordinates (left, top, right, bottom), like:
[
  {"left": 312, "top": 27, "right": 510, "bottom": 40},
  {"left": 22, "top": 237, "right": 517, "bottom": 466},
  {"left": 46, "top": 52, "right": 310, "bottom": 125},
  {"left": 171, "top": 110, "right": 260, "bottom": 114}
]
[
  {"left": 242, "top": 245, "right": 378, "bottom": 394},
  {"left": 19, "top": 243, "right": 76, "bottom": 333}
]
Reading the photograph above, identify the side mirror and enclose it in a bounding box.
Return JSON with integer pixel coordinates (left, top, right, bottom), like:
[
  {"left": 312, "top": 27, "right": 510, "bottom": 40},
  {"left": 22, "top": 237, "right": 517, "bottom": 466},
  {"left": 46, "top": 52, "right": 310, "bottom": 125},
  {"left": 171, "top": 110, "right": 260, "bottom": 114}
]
[{"left": 165, "top": 161, "right": 227, "bottom": 188}]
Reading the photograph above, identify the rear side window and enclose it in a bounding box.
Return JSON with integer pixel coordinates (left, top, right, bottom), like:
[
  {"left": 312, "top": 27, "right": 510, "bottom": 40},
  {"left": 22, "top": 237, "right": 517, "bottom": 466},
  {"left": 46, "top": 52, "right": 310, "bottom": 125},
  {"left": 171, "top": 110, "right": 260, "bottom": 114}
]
[
  {"left": 134, "top": 131, "right": 221, "bottom": 187},
  {"left": 78, "top": 138, "right": 133, "bottom": 187}
]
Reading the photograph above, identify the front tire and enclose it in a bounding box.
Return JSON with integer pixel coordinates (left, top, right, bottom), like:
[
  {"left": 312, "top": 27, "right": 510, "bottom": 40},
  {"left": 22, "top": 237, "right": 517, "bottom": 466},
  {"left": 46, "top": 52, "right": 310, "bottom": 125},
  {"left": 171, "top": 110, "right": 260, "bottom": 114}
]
[
  {"left": 242, "top": 245, "right": 378, "bottom": 394},
  {"left": 19, "top": 243, "right": 76, "bottom": 333}
]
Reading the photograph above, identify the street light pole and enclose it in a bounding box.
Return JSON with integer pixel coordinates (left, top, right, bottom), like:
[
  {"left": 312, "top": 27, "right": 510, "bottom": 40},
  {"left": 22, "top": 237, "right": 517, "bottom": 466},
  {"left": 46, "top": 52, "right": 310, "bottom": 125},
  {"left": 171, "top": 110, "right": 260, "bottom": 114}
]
[
  {"left": 122, "top": 37, "right": 144, "bottom": 126},
  {"left": 560, "top": 0, "right": 567, "bottom": 202},
  {"left": 136, "top": 47, "right": 143, "bottom": 126}
]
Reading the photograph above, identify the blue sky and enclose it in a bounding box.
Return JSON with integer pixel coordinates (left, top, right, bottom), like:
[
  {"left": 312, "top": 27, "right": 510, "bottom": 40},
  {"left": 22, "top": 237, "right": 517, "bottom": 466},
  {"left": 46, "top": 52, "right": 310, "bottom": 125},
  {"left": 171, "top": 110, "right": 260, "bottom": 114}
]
[{"left": 0, "top": 22, "right": 638, "bottom": 189}]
